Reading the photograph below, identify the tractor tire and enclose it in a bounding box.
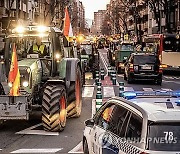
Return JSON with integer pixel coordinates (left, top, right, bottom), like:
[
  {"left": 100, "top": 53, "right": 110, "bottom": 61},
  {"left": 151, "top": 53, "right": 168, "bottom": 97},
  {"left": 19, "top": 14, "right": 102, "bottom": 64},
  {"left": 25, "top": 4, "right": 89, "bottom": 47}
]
[
  {"left": 42, "top": 84, "right": 67, "bottom": 132},
  {"left": 67, "top": 67, "right": 82, "bottom": 118}
]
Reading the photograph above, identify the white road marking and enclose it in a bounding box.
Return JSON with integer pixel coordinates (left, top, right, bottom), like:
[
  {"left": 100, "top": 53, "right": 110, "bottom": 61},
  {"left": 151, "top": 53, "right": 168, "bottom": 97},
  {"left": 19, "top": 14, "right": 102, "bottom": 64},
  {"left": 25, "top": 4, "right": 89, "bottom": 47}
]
[
  {"left": 124, "top": 87, "right": 134, "bottom": 91},
  {"left": 11, "top": 148, "right": 63, "bottom": 153},
  {"left": 103, "top": 87, "right": 115, "bottom": 97},
  {"left": 164, "top": 76, "right": 174, "bottom": 80},
  {"left": 163, "top": 80, "right": 180, "bottom": 84},
  {"left": 143, "top": 88, "right": 153, "bottom": 91},
  {"left": 0, "top": 149, "right": 2, "bottom": 151},
  {"left": 68, "top": 141, "right": 83, "bottom": 154},
  {"left": 16, "top": 123, "right": 59, "bottom": 136},
  {"left": 161, "top": 88, "right": 172, "bottom": 91},
  {"left": 82, "top": 87, "right": 94, "bottom": 97},
  {"left": 117, "top": 74, "right": 124, "bottom": 78}
]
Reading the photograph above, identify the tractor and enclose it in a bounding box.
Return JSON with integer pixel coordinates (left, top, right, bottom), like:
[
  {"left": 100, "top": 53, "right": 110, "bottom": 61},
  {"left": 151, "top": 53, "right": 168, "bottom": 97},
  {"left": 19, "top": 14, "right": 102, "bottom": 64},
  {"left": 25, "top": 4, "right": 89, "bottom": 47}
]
[
  {"left": 76, "top": 42, "right": 99, "bottom": 79},
  {"left": 0, "top": 25, "right": 83, "bottom": 132}
]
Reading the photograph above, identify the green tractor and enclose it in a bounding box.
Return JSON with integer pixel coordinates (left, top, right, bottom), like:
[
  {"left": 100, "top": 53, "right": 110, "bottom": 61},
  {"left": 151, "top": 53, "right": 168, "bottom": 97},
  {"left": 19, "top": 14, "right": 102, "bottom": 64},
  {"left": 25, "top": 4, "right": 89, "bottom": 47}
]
[
  {"left": 0, "top": 25, "right": 83, "bottom": 132},
  {"left": 76, "top": 42, "right": 99, "bottom": 79},
  {"left": 115, "top": 41, "right": 134, "bottom": 73}
]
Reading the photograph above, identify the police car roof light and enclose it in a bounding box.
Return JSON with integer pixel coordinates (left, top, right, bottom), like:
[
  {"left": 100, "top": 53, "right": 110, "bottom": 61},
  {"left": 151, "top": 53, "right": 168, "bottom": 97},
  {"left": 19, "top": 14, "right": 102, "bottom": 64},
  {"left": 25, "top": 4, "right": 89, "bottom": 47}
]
[{"left": 123, "top": 90, "right": 180, "bottom": 100}]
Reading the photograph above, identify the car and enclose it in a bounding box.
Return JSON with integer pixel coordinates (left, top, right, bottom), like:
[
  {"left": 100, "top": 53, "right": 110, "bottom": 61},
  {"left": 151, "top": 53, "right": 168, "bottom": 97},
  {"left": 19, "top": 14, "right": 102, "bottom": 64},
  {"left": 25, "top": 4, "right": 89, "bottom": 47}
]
[
  {"left": 83, "top": 90, "right": 180, "bottom": 154},
  {"left": 124, "top": 52, "right": 162, "bottom": 85}
]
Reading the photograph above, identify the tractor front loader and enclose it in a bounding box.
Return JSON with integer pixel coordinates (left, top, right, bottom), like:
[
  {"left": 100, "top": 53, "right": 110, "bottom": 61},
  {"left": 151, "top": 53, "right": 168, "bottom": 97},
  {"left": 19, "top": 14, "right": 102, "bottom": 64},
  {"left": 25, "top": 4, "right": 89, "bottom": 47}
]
[{"left": 0, "top": 25, "right": 83, "bottom": 132}]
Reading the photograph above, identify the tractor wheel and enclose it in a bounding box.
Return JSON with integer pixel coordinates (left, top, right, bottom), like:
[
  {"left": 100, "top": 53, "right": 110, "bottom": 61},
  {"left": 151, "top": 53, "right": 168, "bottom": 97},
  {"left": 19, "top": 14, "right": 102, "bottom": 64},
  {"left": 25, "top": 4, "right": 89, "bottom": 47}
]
[
  {"left": 67, "top": 67, "right": 82, "bottom": 118},
  {"left": 42, "top": 84, "right": 67, "bottom": 132}
]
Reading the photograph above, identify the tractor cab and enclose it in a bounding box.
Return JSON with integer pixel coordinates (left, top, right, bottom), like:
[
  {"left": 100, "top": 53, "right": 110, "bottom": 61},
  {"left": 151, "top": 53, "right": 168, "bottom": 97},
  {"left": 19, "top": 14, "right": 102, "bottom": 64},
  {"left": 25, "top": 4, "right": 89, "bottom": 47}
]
[{"left": 115, "top": 41, "right": 134, "bottom": 73}]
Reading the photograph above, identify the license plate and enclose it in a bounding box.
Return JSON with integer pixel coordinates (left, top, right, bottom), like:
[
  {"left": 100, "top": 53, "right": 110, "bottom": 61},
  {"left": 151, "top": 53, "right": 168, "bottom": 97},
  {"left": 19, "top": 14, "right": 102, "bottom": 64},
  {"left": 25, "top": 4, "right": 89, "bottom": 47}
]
[{"left": 141, "top": 65, "right": 152, "bottom": 70}]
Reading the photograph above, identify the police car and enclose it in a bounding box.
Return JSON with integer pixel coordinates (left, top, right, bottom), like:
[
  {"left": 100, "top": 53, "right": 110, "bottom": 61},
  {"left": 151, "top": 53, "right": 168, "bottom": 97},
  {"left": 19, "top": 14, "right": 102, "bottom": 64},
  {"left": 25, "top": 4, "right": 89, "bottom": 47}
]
[{"left": 83, "top": 91, "right": 180, "bottom": 154}]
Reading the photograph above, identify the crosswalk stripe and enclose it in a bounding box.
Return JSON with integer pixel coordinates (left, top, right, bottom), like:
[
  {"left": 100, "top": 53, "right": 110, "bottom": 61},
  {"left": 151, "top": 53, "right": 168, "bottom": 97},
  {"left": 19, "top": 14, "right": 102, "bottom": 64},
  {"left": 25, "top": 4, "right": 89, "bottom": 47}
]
[
  {"left": 103, "top": 87, "right": 115, "bottom": 97},
  {"left": 82, "top": 87, "right": 94, "bottom": 97},
  {"left": 124, "top": 87, "right": 134, "bottom": 91},
  {"left": 143, "top": 88, "right": 153, "bottom": 91},
  {"left": 68, "top": 142, "right": 83, "bottom": 153},
  {"left": 161, "top": 88, "right": 172, "bottom": 91},
  {"left": 10, "top": 148, "right": 63, "bottom": 153}
]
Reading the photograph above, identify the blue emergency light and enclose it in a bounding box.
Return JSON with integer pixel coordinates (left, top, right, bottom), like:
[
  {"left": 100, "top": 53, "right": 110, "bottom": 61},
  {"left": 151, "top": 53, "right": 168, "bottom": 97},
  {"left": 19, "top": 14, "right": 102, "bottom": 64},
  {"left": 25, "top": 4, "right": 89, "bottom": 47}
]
[{"left": 123, "top": 90, "right": 180, "bottom": 100}]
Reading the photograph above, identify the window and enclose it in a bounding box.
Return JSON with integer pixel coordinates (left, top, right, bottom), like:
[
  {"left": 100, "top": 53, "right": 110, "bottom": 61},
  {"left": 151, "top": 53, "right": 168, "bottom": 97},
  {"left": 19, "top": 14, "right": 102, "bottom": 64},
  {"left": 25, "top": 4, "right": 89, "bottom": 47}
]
[
  {"left": 108, "top": 105, "right": 129, "bottom": 136},
  {"left": 97, "top": 104, "right": 115, "bottom": 130},
  {"left": 134, "top": 55, "right": 156, "bottom": 64},
  {"left": 147, "top": 122, "right": 180, "bottom": 151},
  {"left": 125, "top": 113, "right": 143, "bottom": 141}
]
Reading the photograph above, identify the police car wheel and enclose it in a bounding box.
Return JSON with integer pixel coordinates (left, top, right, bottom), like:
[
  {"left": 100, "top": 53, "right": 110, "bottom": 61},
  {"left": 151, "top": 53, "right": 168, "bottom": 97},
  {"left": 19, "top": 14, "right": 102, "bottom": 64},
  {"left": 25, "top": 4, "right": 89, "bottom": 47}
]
[
  {"left": 83, "top": 139, "right": 89, "bottom": 154},
  {"left": 42, "top": 84, "right": 67, "bottom": 132}
]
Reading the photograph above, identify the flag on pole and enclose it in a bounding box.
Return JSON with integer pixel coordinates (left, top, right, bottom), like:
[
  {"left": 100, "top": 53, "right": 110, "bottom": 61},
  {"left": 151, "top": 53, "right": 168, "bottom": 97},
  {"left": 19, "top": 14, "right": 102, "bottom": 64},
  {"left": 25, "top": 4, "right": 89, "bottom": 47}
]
[
  {"left": 8, "top": 43, "right": 20, "bottom": 96},
  {"left": 63, "top": 6, "right": 73, "bottom": 39}
]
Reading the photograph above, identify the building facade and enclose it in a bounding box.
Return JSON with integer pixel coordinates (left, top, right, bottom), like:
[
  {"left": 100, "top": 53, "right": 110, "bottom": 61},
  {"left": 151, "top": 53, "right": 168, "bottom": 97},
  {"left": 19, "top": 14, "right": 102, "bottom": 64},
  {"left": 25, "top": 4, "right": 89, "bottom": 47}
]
[{"left": 93, "top": 10, "right": 106, "bottom": 35}]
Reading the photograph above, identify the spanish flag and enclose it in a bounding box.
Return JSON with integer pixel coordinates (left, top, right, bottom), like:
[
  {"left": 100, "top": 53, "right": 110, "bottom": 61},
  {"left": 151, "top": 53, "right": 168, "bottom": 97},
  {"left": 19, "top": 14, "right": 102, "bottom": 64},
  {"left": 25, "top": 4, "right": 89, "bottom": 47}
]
[
  {"left": 63, "top": 7, "right": 73, "bottom": 39},
  {"left": 8, "top": 43, "right": 20, "bottom": 96}
]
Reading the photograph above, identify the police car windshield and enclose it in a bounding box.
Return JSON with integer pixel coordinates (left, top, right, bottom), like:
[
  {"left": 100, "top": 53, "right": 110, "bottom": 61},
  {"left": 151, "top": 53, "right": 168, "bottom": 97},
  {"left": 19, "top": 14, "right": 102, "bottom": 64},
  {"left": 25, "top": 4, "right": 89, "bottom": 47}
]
[
  {"left": 147, "top": 122, "right": 180, "bottom": 151},
  {"left": 134, "top": 55, "right": 156, "bottom": 65}
]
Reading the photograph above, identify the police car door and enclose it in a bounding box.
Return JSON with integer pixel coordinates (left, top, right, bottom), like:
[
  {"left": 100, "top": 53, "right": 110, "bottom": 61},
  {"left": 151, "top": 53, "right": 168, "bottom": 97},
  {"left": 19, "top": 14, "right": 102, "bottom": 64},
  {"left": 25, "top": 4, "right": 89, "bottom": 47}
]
[{"left": 91, "top": 104, "right": 116, "bottom": 154}]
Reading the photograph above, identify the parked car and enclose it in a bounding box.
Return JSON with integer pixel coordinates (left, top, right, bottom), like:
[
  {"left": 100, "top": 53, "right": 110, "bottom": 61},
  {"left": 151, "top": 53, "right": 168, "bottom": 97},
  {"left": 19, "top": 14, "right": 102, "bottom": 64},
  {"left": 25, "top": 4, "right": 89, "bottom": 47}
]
[
  {"left": 83, "top": 91, "right": 180, "bottom": 154},
  {"left": 124, "top": 52, "right": 162, "bottom": 85}
]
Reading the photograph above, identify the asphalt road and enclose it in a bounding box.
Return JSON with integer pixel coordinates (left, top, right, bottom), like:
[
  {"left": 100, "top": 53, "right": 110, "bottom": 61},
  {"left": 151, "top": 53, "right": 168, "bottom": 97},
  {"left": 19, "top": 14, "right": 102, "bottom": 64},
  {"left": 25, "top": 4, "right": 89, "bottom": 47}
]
[{"left": 0, "top": 48, "right": 180, "bottom": 154}]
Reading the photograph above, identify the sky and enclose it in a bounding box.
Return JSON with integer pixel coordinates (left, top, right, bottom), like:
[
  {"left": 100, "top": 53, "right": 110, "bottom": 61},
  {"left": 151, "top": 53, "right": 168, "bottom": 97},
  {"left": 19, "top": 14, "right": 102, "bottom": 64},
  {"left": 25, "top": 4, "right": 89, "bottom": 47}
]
[{"left": 80, "top": 0, "right": 110, "bottom": 19}]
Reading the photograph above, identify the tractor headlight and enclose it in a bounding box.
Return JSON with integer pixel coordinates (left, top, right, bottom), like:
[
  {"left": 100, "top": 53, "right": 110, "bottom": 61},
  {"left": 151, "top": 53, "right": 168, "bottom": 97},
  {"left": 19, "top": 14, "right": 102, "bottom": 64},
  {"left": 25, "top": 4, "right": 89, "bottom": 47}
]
[
  {"left": 8, "top": 82, "right": 12, "bottom": 88},
  {"left": 15, "top": 26, "right": 25, "bottom": 33},
  {"left": 37, "top": 26, "right": 47, "bottom": 33},
  {"left": 55, "top": 53, "right": 61, "bottom": 59},
  {"left": 22, "top": 81, "right": 29, "bottom": 87}
]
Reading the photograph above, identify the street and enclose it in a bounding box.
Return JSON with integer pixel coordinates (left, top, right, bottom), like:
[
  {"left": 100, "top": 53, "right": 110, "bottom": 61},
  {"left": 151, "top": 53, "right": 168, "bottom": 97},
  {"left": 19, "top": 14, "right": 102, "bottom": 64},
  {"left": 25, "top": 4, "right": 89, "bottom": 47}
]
[{"left": 0, "top": 48, "right": 179, "bottom": 154}]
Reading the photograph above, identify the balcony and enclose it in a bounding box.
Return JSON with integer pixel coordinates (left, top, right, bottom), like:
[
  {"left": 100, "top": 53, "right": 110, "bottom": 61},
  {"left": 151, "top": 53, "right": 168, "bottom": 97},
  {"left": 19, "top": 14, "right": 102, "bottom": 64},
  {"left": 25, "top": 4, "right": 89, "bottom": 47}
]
[{"left": 0, "top": 7, "right": 8, "bottom": 17}]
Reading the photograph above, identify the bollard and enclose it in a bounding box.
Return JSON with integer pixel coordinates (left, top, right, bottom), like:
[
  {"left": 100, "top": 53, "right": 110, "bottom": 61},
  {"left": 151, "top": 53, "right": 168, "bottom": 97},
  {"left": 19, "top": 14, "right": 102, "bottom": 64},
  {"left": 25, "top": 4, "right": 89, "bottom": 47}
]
[
  {"left": 112, "top": 74, "right": 116, "bottom": 85},
  {"left": 111, "top": 70, "right": 116, "bottom": 80},
  {"left": 108, "top": 66, "right": 111, "bottom": 76},
  {"left": 95, "top": 71, "right": 99, "bottom": 85},
  {"left": 96, "top": 91, "right": 102, "bottom": 112},
  {"left": 119, "top": 82, "right": 124, "bottom": 97},
  {"left": 97, "top": 82, "right": 102, "bottom": 92},
  {"left": 100, "top": 68, "right": 105, "bottom": 80}
]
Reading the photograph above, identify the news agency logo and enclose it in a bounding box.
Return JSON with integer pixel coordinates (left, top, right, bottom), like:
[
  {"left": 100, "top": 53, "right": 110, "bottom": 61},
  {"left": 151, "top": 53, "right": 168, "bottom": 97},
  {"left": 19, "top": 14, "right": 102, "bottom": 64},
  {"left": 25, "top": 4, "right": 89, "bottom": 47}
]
[{"left": 98, "top": 132, "right": 178, "bottom": 147}]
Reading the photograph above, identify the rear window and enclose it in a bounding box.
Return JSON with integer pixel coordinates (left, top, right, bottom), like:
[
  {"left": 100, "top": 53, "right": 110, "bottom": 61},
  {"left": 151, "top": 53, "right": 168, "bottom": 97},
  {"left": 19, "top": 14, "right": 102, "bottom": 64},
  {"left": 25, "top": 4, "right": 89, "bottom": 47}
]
[
  {"left": 80, "top": 44, "right": 92, "bottom": 54},
  {"left": 147, "top": 123, "right": 180, "bottom": 151},
  {"left": 121, "top": 45, "right": 134, "bottom": 51},
  {"left": 134, "top": 55, "right": 156, "bottom": 64}
]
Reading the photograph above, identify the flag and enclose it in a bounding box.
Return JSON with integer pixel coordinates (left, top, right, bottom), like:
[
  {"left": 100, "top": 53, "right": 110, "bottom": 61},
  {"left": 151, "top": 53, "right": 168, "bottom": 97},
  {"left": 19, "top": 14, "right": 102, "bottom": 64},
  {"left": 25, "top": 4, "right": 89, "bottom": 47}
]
[
  {"left": 8, "top": 43, "right": 20, "bottom": 96},
  {"left": 63, "top": 7, "right": 73, "bottom": 39}
]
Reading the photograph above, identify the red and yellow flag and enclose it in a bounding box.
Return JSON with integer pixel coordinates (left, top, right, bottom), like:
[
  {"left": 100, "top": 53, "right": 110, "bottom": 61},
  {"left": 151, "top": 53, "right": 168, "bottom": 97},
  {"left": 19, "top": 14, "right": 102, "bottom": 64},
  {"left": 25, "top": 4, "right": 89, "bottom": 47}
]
[
  {"left": 8, "top": 43, "right": 20, "bottom": 96},
  {"left": 63, "top": 7, "right": 73, "bottom": 38}
]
